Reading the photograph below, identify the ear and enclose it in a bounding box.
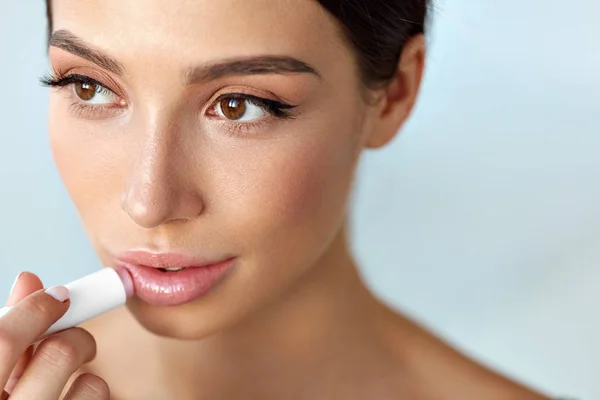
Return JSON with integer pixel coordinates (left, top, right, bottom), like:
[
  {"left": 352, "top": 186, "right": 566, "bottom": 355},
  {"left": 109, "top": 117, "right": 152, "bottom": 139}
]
[{"left": 364, "top": 34, "right": 426, "bottom": 149}]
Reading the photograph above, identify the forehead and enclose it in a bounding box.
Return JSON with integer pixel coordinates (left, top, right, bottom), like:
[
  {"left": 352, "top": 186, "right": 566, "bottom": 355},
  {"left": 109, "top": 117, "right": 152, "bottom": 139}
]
[{"left": 50, "top": 0, "right": 351, "bottom": 72}]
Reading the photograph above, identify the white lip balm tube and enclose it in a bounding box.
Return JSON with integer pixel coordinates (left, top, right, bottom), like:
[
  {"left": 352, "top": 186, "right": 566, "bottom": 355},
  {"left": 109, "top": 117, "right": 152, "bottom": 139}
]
[{"left": 0, "top": 267, "right": 134, "bottom": 340}]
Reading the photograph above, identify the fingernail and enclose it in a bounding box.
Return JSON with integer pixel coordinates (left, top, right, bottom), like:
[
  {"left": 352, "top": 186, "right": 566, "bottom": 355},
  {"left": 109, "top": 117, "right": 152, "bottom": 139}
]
[
  {"left": 5, "top": 377, "right": 18, "bottom": 394},
  {"left": 44, "top": 286, "right": 70, "bottom": 303},
  {"left": 9, "top": 272, "right": 24, "bottom": 295}
]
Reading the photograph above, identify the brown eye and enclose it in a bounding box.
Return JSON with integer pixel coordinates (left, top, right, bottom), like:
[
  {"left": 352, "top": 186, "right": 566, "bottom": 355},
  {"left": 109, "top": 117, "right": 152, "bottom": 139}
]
[
  {"left": 75, "top": 82, "right": 97, "bottom": 101},
  {"left": 70, "top": 79, "right": 119, "bottom": 105},
  {"left": 219, "top": 97, "right": 247, "bottom": 120},
  {"left": 215, "top": 96, "right": 266, "bottom": 122}
]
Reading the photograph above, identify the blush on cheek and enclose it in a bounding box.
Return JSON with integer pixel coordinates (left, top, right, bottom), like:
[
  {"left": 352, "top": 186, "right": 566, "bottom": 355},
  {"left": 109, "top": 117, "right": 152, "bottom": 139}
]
[
  {"left": 273, "top": 133, "right": 361, "bottom": 226},
  {"left": 268, "top": 153, "right": 335, "bottom": 222},
  {"left": 230, "top": 131, "right": 358, "bottom": 250}
]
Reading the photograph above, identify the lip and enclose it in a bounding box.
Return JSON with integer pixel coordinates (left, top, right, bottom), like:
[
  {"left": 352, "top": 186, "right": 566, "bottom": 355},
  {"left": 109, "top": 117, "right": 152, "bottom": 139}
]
[{"left": 115, "top": 251, "right": 235, "bottom": 307}]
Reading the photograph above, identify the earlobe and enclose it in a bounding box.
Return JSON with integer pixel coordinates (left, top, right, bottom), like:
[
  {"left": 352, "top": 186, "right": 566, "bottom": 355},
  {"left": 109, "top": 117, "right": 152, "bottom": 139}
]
[{"left": 364, "top": 34, "right": 426, "bottom": 149}]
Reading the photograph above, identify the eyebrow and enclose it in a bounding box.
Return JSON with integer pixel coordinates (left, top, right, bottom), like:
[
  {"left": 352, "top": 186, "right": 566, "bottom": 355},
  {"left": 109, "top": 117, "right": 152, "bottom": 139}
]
[
  {"left": 49, "top": 30, "right": 125, "bottom": 75},
  {"left": 184, "top": 56, "right": 321, "bottom": 84},
  {"left": 49, "top": 29, "right": 321, "bottom": 84}
]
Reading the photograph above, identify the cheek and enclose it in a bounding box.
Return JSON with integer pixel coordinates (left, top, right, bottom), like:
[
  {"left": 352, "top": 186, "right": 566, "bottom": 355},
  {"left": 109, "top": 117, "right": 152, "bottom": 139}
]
[
  {"left": 48, "top": 110, "right": 125, "bottom": 227},
  {"left": 214, "top": 120, "right": 362, "bottom": 261},
  {"left": 49, "top": 113, "right": 86, "bottom": 204},
  {"left": 266, "top": 142, "right": 350, "bottom": 223}
]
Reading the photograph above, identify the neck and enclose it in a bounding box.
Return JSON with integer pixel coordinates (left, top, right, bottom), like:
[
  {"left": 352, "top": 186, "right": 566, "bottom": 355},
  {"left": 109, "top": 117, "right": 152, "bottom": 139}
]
[{"left": 147, "top": 227, "right": 390, "bottom": 398}]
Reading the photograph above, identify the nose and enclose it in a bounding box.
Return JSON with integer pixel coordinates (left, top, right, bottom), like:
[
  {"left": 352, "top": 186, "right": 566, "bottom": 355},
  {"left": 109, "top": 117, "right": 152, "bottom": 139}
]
[{"left": 121, "top": 133, "right": 204, "bottom": 229}]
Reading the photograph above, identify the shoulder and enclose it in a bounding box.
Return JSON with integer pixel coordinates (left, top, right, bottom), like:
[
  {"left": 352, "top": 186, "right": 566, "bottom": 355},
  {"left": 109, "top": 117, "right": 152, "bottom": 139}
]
[{"left": 382, "top": 310, "right": 552, "bottom": 400}]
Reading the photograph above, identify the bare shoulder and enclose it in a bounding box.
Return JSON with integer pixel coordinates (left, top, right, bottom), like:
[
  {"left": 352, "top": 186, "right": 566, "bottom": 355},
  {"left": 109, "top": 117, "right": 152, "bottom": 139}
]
[{"left": 381, "top": 308, "right": 552, "bottom": 400}]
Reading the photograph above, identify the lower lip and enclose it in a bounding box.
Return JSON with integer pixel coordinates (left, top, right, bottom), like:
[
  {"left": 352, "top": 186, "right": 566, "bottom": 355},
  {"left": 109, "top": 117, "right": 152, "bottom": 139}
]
[{"left": 120, "top": 258, "right": 235, "bottom": 307}]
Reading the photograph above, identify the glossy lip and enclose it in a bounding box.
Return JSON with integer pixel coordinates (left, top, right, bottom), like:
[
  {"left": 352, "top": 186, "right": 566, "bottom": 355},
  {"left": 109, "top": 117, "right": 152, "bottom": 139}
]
[{"left": 115, "top": 251, "right": 236, "bottom": 307}]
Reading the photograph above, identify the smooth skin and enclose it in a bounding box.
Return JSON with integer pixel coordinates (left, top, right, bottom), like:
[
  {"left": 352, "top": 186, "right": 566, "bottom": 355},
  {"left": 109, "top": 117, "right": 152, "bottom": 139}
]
[{"left": 2, "top": 0, "right": 553, "bottom": 398}]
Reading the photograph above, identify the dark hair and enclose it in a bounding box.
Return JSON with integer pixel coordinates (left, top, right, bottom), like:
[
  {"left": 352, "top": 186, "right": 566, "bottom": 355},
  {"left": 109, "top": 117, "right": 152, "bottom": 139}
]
[
  {"left": 45, "top": 0, "right": 429, "bottom": 90},
  {"left": 316, "top": 1, "right": 429, "bottom": 89}
]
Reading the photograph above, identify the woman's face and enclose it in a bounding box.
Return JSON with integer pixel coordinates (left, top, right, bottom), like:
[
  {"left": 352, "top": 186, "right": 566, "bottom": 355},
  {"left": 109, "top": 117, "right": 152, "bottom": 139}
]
[{"left": 48, "top": 0, "right": 386, "bottom": 338}]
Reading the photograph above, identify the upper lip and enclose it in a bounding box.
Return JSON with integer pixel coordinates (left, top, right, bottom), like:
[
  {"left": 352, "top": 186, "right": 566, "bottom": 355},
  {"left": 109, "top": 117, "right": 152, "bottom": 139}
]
[{"left": 115, "top": 250, "right": 232, "bottom": 269}]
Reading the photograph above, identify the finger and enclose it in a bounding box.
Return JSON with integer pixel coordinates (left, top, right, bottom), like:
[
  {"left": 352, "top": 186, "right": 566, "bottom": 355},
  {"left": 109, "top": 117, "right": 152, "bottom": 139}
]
[
  {"left": 9, "top": 327, "right": 96, "bottom": 400},
  {"left": 63, "top": 373, "right": 110, "bottom": 400},
  {"left": 5, "top": 272, "right": 43, "bottom": 306},
  {"left": 3, "top": 273, "right": 44, "bottom": 394},
  {"left": 3, "top": 345, "right": 33, "bottom": 394},
  {"left": 0, "top": 287, "right": 70, "bottom": 389}
]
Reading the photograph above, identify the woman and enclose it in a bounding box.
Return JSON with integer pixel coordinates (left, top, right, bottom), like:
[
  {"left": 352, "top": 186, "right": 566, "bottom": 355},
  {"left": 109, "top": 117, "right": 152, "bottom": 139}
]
[{"left": 0, "top": 1, "right": 567, "bottom": 399}]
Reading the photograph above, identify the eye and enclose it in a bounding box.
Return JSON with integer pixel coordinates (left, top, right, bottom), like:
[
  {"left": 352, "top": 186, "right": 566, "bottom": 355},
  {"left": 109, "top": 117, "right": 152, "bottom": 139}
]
[
  {"left": 73, "top": 81, "right": 118, "bottom": 105},
  {"left": 215, "top": 96, "right": 266, "bottom": 122}
]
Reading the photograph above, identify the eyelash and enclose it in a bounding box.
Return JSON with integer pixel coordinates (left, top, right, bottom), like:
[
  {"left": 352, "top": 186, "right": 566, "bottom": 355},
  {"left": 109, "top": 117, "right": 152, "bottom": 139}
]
[
  {"left": 207, "top": 93, "right": 297, "bottom": 136},
  {"left": 39, "top": 72, "right": 298, "bottom": 131},
  {"left": 39, "top": 73, "right": 123, "bottom": 119}
]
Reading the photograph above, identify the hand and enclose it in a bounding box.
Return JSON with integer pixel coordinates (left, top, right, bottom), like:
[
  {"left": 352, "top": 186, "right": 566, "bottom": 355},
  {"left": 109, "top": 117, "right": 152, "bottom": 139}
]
[{"left": 0, "top": 272, "right": 109, "bottom": 399}]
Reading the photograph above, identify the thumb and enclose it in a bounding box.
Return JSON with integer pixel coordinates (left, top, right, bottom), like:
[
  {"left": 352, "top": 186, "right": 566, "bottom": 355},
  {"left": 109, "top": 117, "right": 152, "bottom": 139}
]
[{"left": 5, "top": 271, "right": 44, "bottom": 306}]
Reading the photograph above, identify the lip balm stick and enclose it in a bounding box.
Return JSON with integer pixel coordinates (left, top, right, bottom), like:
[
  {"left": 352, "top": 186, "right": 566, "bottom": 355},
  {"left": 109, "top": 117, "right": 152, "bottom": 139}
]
[{"left": 0, "top": 267, "right": 134, "bottom": 341}]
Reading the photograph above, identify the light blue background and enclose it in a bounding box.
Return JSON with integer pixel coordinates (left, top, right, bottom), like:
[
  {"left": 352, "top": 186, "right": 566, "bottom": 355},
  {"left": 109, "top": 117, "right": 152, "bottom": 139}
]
[{"left": 1, "top": 1, "right": 598, "bottom": 398}]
